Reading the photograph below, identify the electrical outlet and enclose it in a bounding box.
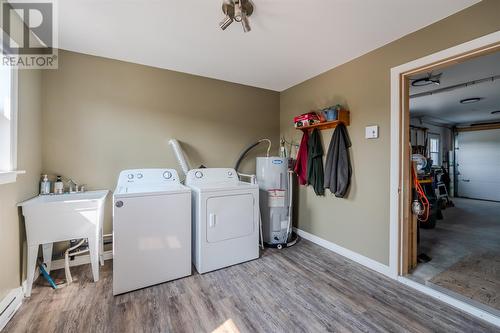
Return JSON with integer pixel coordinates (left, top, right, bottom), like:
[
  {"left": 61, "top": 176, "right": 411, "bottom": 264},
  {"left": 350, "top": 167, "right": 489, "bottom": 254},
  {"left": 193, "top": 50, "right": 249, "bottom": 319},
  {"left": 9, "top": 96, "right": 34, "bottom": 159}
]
[{"left": 365, "top": 125, "right": 379, "bottom": 139}]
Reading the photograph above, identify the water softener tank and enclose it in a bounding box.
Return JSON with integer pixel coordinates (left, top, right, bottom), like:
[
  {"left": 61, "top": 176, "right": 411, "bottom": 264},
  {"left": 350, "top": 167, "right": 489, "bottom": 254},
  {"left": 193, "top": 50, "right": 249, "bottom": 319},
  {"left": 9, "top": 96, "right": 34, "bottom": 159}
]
[{"left": 256, "top": 157, "right": 290, "bottom": 245}]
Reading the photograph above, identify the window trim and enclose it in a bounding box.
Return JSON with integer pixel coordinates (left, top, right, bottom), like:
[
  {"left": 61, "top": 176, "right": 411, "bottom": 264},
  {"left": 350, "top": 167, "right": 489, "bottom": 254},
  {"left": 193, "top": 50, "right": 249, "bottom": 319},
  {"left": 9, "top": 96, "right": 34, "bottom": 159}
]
[
  {"left": 428, "top": 133, "right": 441, "bottom": 166},
  {"left": 0, "top": 67, "right": 24, "bottom": 185},
  {"left": 0, "top": 170, "right": 25, "bottom": 184}
]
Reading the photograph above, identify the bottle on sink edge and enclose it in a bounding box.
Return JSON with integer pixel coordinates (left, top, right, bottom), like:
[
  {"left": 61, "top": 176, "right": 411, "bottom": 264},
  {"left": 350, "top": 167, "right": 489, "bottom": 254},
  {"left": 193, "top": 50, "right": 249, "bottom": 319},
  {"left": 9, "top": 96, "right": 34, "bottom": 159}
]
[
  {"left": 54, "top": 176, "right": 64, "bottom": 194},
  {"left": 40, "top": 174, "right": 51, "bottom": 195}
]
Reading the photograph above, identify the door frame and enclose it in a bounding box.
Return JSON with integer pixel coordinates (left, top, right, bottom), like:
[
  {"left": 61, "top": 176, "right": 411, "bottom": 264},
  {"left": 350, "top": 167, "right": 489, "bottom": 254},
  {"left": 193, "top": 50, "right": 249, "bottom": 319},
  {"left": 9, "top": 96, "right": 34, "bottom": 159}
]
[{"left": 389, "top": 30, "right": 500, "bottom": 324}]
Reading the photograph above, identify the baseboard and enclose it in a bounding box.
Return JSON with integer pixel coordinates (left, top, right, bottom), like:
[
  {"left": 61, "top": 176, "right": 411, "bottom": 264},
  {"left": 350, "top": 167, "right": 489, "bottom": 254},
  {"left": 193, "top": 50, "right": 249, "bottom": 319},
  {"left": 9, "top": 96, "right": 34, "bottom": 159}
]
[
  {"left": 294, "top": 227, "right": 500, "bottom": 327},
  {"left": 398, "top": 277, "right": 500, "bottom": 327},
  {"left": 0, "top": 287, "right": 23, "bottom": 331},
  {"left": 22, "top": 271, "right": 39, "bottom": 294},
  {"left": 50, "top": 250, "right": 113, "bottom": 271},
  {"left": 294, "top": 228, "right": 392, "bottom": 277}
]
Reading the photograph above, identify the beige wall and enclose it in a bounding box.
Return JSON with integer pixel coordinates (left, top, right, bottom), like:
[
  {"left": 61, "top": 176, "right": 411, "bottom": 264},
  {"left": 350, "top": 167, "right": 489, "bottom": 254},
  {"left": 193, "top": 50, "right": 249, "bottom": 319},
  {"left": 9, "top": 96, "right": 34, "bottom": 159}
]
[
  {"left": 0, "top": 70, "right": 43, "bottom": 300},
  {"left": 42, "top": 50, "right": 280, "bottom": 245},
  {"left": 280, "top": 0, "right": 500, "bottom": 265}
]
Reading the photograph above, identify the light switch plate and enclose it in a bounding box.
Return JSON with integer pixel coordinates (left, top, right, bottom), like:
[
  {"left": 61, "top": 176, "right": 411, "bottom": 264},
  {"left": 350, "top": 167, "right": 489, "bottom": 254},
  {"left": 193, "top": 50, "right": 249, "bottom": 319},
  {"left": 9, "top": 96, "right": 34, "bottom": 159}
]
[{"left": 365, "top": 125, "right": 379, "bottom": 139}]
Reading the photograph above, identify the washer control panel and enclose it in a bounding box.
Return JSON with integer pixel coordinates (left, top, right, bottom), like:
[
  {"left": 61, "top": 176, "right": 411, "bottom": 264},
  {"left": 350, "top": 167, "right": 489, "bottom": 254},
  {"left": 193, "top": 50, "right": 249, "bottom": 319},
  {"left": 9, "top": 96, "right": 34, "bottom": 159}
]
[
  {"left": 117, "top": 168, "right": 180, "bottom": 187},
  {"left": 185, "top": 168, "right": 238, "bottom": 186}
]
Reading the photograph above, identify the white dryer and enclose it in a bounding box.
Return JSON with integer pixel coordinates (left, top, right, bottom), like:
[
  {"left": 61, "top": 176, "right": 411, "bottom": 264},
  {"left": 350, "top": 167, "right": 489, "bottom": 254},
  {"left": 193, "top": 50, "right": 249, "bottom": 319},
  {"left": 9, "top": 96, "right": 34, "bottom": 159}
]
[
  {"left": 186, "top": 168, "right": 259, "bottom": 274},
  {"left": 113, "top": 169, "right": 191, "bottom": 295}
]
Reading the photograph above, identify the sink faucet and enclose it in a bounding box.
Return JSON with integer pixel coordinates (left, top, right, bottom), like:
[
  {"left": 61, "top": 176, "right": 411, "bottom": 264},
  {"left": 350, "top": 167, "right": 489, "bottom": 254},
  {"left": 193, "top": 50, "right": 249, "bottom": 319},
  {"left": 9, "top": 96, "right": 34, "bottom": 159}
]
[
  {"left": 67, "top": 179, "right": 85, "bottom": 193},
  {"left": 67, "top": 179, "right": 77, "bottom": 193}
]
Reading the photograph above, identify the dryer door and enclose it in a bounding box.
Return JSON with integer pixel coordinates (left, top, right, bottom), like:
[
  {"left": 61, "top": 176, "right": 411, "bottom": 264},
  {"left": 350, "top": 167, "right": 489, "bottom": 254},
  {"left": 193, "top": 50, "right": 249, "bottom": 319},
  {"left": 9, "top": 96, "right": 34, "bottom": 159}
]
[{"left": 206, "top": 193, "right": 255, "bottom": 243}]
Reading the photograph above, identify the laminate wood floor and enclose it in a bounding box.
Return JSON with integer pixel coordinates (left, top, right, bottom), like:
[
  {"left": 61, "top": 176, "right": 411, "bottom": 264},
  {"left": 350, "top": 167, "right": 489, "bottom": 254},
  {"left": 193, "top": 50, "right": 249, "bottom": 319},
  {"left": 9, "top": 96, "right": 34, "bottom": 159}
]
[{"left": 5, "top": 239, "right": 499, "bottom": 333}]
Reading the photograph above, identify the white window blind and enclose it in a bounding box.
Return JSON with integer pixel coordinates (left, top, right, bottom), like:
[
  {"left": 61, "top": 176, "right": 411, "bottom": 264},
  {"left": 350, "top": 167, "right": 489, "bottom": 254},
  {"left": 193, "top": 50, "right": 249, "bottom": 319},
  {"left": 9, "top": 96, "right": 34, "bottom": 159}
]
[
  {"left": 0, "top": 65, "right": 20, "bottom": 184},
  {"left": 0, "top": 66, "right": 14, "bottom": 171},
  {"left": 428, "top": 135, "right": 440, "bottom": 166}
]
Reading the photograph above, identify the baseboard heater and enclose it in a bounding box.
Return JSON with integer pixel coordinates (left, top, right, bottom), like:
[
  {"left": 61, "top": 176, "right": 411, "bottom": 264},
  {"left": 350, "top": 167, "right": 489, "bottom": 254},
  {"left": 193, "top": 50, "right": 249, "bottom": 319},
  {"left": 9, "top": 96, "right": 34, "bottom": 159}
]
[{"left": 0, "top": 288, "right": 23, "bottom": 331}]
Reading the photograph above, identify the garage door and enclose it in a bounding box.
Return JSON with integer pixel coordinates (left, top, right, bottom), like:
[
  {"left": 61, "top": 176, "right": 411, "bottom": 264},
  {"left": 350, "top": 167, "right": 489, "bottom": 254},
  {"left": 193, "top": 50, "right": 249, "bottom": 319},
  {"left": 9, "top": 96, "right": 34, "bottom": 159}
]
[{"left": 456, "top": 129, "right": 500, "bottom": 201}]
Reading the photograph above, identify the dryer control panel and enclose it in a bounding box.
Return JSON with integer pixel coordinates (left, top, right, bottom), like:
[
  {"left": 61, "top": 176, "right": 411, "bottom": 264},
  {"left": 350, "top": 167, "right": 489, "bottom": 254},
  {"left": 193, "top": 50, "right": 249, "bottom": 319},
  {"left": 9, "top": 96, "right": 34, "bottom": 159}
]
[
  {"left": 185, "top": 168, "right": 238, "bottom": 186},
  {"left": 116, "top": 169, "right": 180, "bottom": 187}
]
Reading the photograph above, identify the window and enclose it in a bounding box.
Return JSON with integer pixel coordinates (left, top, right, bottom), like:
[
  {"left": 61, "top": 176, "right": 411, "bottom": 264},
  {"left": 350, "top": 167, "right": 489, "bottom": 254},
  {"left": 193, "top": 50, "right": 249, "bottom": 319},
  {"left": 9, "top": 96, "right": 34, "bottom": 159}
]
[
  {"left": 428, "top": 134, "right": 440, "bottom": 166},
  {"left": 0, "top": 65, "right": 20, "bottom": 184}
]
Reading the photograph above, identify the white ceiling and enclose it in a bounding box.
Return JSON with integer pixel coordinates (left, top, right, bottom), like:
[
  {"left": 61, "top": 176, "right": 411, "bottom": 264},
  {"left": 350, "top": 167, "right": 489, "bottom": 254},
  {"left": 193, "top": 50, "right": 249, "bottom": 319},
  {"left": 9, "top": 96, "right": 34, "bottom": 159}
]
[
  {"left": 410, "top": 51, "right": 500, "bottom": 126},
  {"left": 58, "top": 0, "right": 479, "bottom": 91}
]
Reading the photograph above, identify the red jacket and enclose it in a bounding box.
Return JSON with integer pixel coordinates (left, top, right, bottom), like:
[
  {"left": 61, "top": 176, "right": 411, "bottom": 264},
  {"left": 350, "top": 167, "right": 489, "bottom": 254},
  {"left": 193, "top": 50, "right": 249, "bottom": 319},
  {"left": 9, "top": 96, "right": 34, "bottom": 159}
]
[{"left": 294, "top": 131, "right": 309, "bottom": 185}]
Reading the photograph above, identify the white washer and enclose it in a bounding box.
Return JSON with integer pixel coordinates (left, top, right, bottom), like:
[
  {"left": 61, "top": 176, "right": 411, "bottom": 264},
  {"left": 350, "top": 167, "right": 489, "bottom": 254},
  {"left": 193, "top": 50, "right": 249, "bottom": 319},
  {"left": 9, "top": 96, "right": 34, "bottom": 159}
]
[
  {"left": 113, "top": 169, "right": 191, "bottom": 295},
  {"left": 186, "top": 168, "right": 259, "bottom": 274}
]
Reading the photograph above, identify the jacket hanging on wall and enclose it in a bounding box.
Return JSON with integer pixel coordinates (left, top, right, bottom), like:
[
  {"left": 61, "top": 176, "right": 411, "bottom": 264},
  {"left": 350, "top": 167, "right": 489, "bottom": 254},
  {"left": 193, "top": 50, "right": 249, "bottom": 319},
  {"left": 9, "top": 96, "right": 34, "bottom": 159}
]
[
  {"left": 307, "top": 129, "right": 325, "bottom": 196},
  {"left": 294, "top": 131, "right": 309, "bottom": 185},
  {"left": 324, "top": 123, "right": 352, "bottom": 198}
]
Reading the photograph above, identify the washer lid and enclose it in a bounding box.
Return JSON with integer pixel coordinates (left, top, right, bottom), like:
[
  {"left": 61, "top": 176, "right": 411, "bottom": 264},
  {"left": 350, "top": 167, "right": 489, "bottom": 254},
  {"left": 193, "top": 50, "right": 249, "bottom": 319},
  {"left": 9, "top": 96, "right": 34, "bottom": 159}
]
[{"left": 114, "top": 184, "right": 190, "bottom": 198}]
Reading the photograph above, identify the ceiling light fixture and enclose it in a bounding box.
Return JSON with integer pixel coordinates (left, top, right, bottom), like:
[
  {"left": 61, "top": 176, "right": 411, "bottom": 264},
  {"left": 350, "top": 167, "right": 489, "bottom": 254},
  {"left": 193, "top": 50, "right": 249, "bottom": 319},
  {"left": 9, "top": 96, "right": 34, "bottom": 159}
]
[
  {"left": 241, "top": 11, "right": 251, "bottom": 33},
  {"left": 411, "top": 73, "right": 441, "bottom": 87},
  {"left": 219, "top": 0, "right": 253, "bottom": 32},
  {"left": 460, "top": 97, "right": 482, "bottom": 104}
]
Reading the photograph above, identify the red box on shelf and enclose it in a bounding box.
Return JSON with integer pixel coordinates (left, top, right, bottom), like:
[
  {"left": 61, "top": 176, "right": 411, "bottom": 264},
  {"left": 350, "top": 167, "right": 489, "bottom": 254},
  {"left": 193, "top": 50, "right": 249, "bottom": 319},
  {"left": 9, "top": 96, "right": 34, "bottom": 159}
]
[{"left": 294, "top": 112, "right": 320, "bottom": 128}]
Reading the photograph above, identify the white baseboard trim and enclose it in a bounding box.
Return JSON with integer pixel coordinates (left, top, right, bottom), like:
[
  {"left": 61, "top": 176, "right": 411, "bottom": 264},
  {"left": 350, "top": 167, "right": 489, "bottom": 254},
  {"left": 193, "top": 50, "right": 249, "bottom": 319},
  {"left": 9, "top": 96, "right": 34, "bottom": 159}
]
[
  {"left": 294, "top": 228, "right": 392, "bottom": 277},
  {"left": 398, "top": 277, "right": 500, "bottom": 327},
  {"left": 0, "top": 287, "right": 23, "bottom": 331},
  {"left": 294, "top": 227, "right": 500, "bottom": 327},
  {"left": 50, "top": 250, "right": 113, "bottom": 271}
]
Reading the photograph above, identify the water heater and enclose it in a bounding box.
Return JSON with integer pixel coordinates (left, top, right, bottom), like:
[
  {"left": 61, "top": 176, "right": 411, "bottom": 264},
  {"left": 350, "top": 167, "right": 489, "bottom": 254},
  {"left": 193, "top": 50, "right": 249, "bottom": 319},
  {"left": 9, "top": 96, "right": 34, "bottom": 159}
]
[{"left": 256, "top": 157, "right": 292, "bottom": 246}]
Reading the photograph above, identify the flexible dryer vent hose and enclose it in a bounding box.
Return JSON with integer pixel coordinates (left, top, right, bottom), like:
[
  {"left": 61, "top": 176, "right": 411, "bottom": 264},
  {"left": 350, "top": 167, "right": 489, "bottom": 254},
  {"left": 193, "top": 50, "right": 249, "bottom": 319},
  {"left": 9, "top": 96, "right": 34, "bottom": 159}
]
[
  {"left": 169, "top": 139, "right": 191, "bottom": 176},
  {"left": 64, "top": 239, "right": 88, "bottom": 285},
  {"left": 234, "top": 139, "right": 271, "bottom": 172}
]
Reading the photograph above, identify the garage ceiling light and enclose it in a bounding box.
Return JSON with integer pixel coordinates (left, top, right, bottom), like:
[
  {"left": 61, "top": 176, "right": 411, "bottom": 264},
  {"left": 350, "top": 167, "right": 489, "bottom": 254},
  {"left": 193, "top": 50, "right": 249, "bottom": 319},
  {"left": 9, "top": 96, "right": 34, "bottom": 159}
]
[{"left": 411, "top": 73, "right": 441, "bottom": 87}]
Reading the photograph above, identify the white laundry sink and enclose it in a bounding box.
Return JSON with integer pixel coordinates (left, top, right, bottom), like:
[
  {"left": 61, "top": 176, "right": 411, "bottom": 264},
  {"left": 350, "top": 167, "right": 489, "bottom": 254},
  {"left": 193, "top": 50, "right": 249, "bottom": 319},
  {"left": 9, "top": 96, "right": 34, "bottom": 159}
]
[{"left": 18, "top": 190, "right": 109, "bottom": 297}]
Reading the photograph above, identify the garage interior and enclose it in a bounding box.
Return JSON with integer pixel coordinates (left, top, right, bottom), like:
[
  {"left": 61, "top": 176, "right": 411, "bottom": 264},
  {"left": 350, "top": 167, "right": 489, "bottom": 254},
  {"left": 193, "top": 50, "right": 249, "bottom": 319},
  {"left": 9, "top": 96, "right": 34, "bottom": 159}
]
[{"left": 408, "top": 50, "right": 500, "bottom": 315}]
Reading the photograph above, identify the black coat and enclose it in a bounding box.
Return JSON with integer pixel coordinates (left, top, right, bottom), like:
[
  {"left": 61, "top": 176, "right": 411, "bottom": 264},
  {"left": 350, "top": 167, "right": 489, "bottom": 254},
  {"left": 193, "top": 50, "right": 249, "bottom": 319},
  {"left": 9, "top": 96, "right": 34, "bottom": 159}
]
[
  {"left": 324, "top": 123, "right": 352, "bottom": 198},
  {"left": 307, "top": 129, "right": 325, "bottom": 196}
]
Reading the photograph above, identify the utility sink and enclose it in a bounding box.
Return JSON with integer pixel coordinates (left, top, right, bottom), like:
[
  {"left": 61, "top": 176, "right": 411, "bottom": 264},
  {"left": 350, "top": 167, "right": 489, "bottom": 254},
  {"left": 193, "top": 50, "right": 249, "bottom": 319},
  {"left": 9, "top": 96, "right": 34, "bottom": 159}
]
[{"left": 18, "top": 190, "right": 109, "bottom": 297}]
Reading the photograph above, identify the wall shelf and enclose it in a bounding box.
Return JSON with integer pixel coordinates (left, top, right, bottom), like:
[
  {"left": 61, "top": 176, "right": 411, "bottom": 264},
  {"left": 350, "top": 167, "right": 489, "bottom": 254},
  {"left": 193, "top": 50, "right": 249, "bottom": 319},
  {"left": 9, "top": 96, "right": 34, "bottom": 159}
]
[{"left": 296, "top": 110, "right": 350, "bottom": 131}]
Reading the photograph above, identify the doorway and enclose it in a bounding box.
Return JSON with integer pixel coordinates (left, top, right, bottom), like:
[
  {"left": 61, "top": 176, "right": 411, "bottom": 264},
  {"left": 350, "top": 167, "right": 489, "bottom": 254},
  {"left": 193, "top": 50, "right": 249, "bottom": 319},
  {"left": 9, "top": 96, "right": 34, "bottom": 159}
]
[
  {"left": 407, "top": 50, "right": 500, "bottom": 314},
  {"left": 389, "top": 31, "right": 500, "bottom": 324}
]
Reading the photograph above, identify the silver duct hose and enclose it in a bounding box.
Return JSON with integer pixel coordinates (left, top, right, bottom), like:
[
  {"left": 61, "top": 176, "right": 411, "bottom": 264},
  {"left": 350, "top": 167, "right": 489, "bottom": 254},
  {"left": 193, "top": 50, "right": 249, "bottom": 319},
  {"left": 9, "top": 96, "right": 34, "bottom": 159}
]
[{"left": 169, "top": 139, "right": 191, "bottom": 177}]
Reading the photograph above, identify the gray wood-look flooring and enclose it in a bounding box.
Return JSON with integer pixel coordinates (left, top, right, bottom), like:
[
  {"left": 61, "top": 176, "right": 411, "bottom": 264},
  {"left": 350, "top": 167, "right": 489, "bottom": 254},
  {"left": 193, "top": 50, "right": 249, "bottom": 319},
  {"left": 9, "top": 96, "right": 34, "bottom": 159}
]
[{"left": 5, "top": 239, "right": 499, "bottom": 333}]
